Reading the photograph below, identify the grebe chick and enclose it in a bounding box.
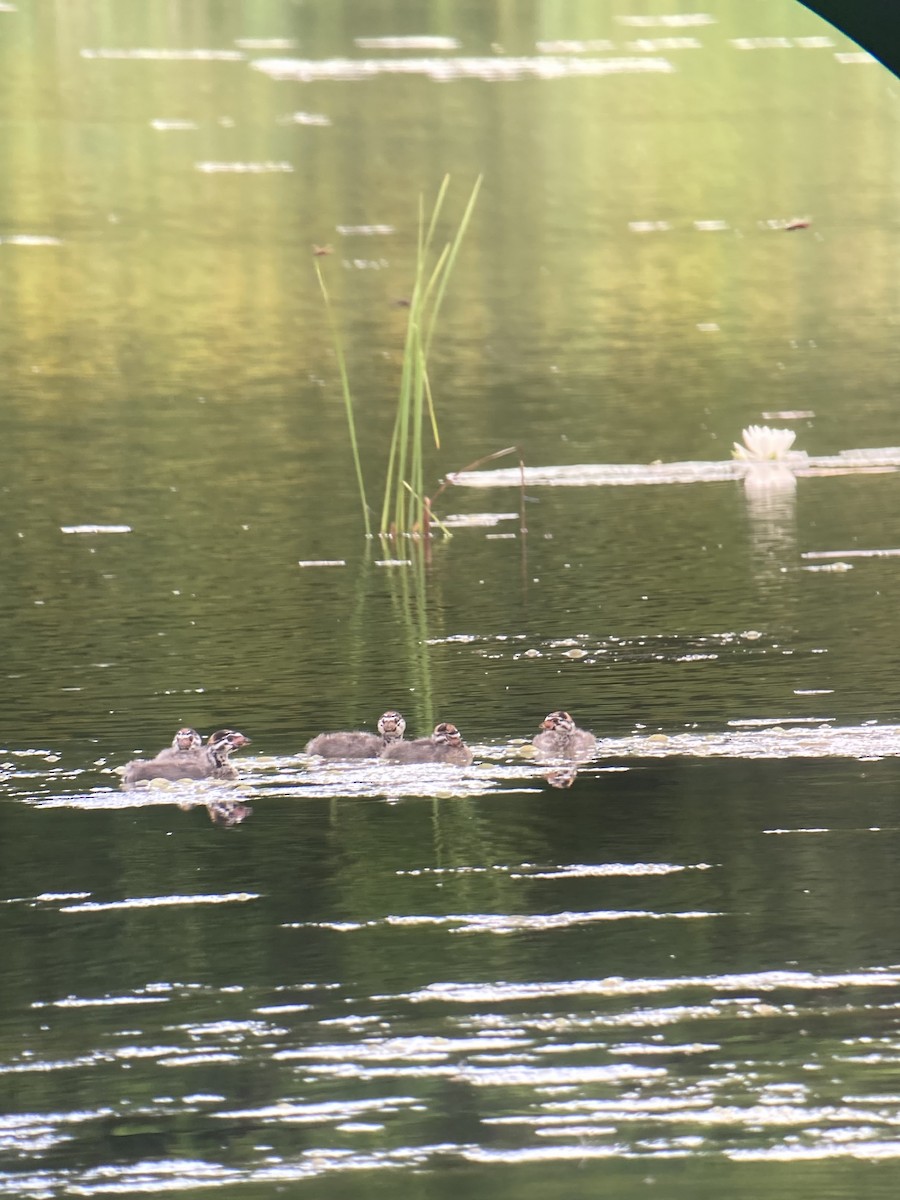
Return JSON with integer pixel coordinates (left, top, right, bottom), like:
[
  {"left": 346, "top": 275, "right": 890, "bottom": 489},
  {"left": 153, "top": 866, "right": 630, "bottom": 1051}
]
[
  {"left": 382, "top": 722, "right": 473, "bottom": 766},
  {"left": 532, "top": 711, "right": 596, "bottom": 760},
  {"left": 156, "top": 727, "right": 203, "bottom": 761},
  {"left": 122, "top": 729, "right": 251, "bottom": 786},
  {"left": 305, "top": 710, "right": 406, "bottom": 759}
]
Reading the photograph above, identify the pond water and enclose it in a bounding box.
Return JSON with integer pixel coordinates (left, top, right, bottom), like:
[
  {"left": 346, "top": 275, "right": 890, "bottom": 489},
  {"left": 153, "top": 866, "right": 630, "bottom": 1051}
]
[{"left": 3, "top": 1, "right": 900, "bottom": 1197}]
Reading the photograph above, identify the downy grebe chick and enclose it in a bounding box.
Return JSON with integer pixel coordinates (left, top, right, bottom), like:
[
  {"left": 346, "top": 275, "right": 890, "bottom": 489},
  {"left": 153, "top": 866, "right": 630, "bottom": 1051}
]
[
  {"left": 155, "top": 727, "right": 203, "bottom": 761},
  {"left": 122, "top": 729, "right": 251, "bottom": 786},
  {"left": 532, "top": 711, "right": 596, "bottom": 760},
  {"left": 381, "top": 722, "right": 473, "bottom": 766},
  {"left": 201, "top": 729, "right": 252, "bottom": 780},
  {"left": 305, "top": 710, "right": 407, "bottom": 759}
]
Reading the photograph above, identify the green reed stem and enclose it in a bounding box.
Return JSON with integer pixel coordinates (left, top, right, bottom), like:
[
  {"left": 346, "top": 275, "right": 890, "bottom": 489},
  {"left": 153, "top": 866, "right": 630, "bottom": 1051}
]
[
  {"left": 379, "top": 175, "right": 482, "bottom": 537},
  {"left": 314, "top": 260, "right": 371, "bottom": 539},
  {"left": 422, "top": 176, "right": 482, "bottom": 361}
]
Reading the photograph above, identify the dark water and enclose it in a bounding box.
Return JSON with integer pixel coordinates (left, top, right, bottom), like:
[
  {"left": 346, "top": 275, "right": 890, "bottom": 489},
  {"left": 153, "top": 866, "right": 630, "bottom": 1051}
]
[{"left": 3, "top": 1, "right": 900, "bottom": 1196}]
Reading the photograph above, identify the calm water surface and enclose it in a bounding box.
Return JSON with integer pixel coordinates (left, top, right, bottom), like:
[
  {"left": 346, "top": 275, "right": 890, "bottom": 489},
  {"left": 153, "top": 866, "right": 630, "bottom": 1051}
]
[{"left": 2, "top": 1, "right": 900, "bottom": 1196}]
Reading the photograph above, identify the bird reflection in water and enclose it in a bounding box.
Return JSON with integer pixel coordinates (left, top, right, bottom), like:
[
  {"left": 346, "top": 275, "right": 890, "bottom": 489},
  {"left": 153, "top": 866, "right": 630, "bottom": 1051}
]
[
  {"left": 175, "top": 795, "right": 254, "bottom": 827},
  {"left": 545, "top": 767, "right": 578, "bottom": 789},
  {"left": 206, "top": 799, "right": 254, "bottom": 827}
]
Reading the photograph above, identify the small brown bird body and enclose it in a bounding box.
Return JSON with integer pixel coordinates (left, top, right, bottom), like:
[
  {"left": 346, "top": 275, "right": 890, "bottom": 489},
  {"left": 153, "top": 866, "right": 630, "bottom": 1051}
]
[
  {"left": 381, "top": 722, "right": 473, "bottom": 766},
  {"left": 154, "top": 727, "right": 203, "bottom": 762},
  {"left": 305, "top": 711, "right": 406, "bottom": 759},
  {"left": 122, "top": 729, "right": 251, "bottom": 786},
  {"left": 532, "top": 711, "right": 596, "bottom": 760}
]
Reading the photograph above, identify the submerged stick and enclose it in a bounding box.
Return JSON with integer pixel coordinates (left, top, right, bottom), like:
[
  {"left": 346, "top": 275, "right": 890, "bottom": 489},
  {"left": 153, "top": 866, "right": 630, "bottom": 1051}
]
[{"left": 433, "top": 445, "right": 524, "bottom": 506}]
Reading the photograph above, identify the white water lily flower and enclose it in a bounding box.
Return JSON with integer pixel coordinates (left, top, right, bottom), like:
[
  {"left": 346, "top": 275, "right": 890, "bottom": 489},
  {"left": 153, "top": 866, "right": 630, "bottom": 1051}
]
[{"left": 732, "top": 425, "right": 797, "bottom": 462}]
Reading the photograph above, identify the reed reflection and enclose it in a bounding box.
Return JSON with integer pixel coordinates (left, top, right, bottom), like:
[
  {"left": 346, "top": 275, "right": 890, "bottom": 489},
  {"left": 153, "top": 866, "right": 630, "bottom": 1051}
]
[{"left": 382, "top": 538, "right": 435, "bottom": 734}]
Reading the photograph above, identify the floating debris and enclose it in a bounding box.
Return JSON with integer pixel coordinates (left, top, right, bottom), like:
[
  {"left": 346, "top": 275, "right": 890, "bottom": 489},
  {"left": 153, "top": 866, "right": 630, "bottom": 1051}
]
[
  {"left": 630, "top": 219, "right": 814, "bottom": 235},
  {"left": 61, "top": 525, "right": 132, "bottom": 535},
  {"left": 451, "top": 422, "right": 900, "bottom": 489},
  {"left": 601, "top": 723, "right": 900, "bottom": 761},
  {"left": 442, "top": 513, "right": 519, "bottom": 528},
  {"left": 298, "top": 560, "right": 346, "bottom": 568},
  {"left": 451, "top": 461, "right": 739, "bottom": 488}
]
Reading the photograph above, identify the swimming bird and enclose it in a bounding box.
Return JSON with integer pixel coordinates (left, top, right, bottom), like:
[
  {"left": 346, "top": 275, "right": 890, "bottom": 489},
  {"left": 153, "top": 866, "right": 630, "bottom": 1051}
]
[
  {"left": 532, "top": 711, "right": 596, "bottom": 760},
  {"left": 155, "top": 727, "right": 203, "bottom": 761},
  {"left": 305, "top": 710, "right": 407, "bottom": 759},
  {"left": 122, "top": 729, "right": 251, "bottom": 786},
  {"left": 381, "top": 721, "right": 473, "bottom": 766}
]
